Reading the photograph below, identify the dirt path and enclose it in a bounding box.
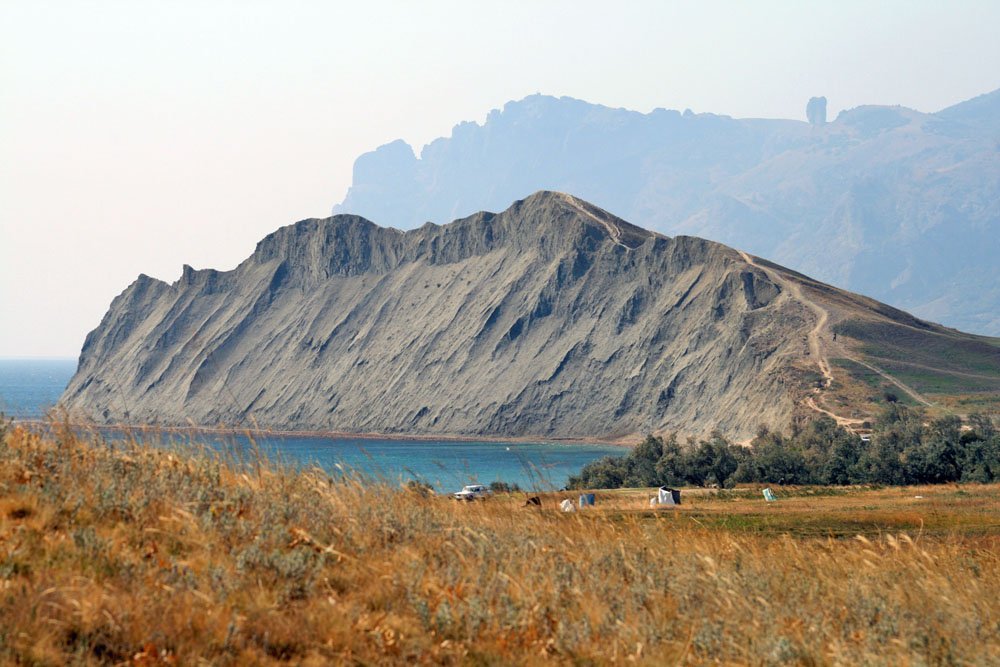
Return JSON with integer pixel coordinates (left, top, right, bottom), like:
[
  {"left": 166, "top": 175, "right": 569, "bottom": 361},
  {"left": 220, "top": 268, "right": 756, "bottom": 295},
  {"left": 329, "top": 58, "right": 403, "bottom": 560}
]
[
  {"left": 804, "top": 396, "right": 866, "bottom": 427},
  {"left": 853, "top": 360, "right": 935, "bottom": 408},
  {"left": 559, "top": 193, "right": 629, "bottom": 249},
  {"left": 737, "top": 250, "right": 832, "bottom": 389},
  {"left": 735, "top": 250, "right": 931, "bottom": 426}
]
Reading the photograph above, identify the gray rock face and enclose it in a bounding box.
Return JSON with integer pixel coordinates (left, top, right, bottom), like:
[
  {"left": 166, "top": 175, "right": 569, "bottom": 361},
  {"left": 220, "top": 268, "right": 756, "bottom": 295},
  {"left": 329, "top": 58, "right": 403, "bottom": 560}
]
[
  {"left": 64, "top": 192, "right": 824, "bottom": 441},
  {"left": 807, "top": 96, "right": 827, "bottom": 126},
  {"left": 332, "top": 90, "right": 1000, "bottom": 336}
]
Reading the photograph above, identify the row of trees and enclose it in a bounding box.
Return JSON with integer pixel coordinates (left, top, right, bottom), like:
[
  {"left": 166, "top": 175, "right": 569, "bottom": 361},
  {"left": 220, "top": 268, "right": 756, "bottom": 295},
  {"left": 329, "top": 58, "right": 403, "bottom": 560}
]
[{"left": 569, "top": 406, "right": 1000, "bottom": 489}]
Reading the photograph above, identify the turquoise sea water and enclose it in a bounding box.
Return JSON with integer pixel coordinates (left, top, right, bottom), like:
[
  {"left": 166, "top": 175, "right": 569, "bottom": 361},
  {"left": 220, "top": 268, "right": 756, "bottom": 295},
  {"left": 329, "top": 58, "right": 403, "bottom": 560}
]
[
  {"left": 100, "top": 429, "right": 622, "bottom": 492},
  {"left": 1, "top": 359, "right": 624, "bottom": 491}
]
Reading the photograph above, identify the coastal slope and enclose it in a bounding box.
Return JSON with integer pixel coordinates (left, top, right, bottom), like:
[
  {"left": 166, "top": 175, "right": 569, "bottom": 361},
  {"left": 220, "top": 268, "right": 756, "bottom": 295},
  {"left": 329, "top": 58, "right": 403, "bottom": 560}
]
[{"left": 62, "top": 192, "right": 1000, "bottom": 440}]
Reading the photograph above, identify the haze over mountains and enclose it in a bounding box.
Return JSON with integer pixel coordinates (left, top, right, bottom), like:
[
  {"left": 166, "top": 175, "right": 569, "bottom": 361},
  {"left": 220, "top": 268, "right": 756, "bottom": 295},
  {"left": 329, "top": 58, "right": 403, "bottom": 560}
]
[
  {"left": 62, "top": 193, "right": 1000, "bottom": 441},
  {"left": 334, "top": 89, "right": 1000, "bottom": 336}
]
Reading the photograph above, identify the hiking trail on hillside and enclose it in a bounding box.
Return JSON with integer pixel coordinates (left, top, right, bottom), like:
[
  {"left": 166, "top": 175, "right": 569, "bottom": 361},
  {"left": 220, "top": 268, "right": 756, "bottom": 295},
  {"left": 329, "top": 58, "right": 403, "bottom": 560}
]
[
  {"left": 736, "top": 250, "right": 933, "bottom": 426},
  {"left": 558, "top": 193, "right": 629, "bottom": 249}
]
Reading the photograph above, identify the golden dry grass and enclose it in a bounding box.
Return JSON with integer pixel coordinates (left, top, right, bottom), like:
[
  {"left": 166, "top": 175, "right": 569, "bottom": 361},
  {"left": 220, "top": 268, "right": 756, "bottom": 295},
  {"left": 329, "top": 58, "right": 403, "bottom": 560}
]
[{"left": 1, "top": 422, "right": 999, "bottom": 664}]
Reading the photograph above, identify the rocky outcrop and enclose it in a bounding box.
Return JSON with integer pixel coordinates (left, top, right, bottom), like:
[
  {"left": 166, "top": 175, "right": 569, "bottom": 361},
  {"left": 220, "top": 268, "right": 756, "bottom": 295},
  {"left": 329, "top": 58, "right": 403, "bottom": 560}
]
[
  {"left": 64, "top": 192, "right": 829, "bottom": 441},
  {"left": 806, "top": 96, "right": 827, "bottom": 126}
]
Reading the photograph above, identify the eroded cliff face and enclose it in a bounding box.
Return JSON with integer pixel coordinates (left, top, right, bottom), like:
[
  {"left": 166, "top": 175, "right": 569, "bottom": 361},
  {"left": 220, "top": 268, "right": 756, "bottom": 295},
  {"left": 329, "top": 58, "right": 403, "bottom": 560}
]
[{"left": 63, "top": 191, "right": 812, "bottom": 440}]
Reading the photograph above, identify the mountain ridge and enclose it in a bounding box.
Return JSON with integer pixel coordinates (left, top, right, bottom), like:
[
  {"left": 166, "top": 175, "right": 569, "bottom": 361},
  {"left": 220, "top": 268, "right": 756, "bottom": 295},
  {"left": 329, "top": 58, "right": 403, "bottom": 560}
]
[
  {"left": 332, "top": 90, "right": 1000, "bottom": 336},
  {"left": 63, "top": 193, "right": 1000, "bottom": 442}
]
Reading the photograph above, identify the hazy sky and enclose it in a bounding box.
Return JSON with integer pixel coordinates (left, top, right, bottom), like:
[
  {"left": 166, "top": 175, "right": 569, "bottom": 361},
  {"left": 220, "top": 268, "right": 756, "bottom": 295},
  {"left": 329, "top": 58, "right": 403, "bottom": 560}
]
[{"left": 2, "top": 0, "right": 998, "bottom": 358}]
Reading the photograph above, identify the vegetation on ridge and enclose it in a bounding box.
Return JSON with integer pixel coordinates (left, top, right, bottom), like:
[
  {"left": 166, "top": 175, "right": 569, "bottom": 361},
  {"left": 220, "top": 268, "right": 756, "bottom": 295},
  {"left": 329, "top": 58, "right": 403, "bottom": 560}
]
[{"left": 2, "top": 419, "right": 1000, "bottom": 663}]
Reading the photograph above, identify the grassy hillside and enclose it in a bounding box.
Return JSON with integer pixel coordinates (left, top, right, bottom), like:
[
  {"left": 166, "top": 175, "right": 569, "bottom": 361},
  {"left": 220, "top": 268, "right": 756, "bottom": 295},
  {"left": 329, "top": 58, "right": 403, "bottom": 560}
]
[
  {"left": 2, "top": 422, "right": 999, "bottom": 664},
  {"left": 834, "top": 318, "right": 1000, "bottom": 399}
]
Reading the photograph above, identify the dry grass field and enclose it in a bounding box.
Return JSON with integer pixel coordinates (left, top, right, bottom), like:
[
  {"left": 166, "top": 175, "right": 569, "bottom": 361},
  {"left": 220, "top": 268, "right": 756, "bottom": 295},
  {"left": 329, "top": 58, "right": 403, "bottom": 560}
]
[
  {"left": 2, "top": 421, "right": 999, "bottom": 664},
  {"left": 541, "top": 484, "right": 1000, "bottom": 538}
]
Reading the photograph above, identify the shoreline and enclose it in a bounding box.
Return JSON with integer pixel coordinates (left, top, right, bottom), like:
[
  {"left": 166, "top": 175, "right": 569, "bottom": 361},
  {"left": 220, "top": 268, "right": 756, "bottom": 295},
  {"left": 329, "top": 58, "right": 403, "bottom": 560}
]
[{"left": 12, "top": 418, "right": 638, "bottom": 448}]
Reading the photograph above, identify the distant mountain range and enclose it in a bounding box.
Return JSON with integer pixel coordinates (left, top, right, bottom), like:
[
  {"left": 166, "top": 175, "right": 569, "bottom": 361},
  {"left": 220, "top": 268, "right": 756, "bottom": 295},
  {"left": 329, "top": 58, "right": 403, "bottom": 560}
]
[
  {"left": 333, "top": 89, "right": 1000, "bottom": 336},
  {"left": 63, "top": 193, "right": 1000, "bottom": 440}
]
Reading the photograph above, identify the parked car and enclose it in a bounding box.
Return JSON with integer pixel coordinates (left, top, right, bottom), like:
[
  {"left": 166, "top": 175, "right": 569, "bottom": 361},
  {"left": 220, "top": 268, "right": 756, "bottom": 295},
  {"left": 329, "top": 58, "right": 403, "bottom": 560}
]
[{"left": 453, "top": 484, "right": 490, "bottom": 501}]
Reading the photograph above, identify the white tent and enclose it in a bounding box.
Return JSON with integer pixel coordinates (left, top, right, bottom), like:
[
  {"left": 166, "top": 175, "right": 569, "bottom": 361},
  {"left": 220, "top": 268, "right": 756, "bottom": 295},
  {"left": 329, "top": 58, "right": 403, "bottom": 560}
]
[{"left": 658, "top": 487, "right": 681, "bottom": 505}]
